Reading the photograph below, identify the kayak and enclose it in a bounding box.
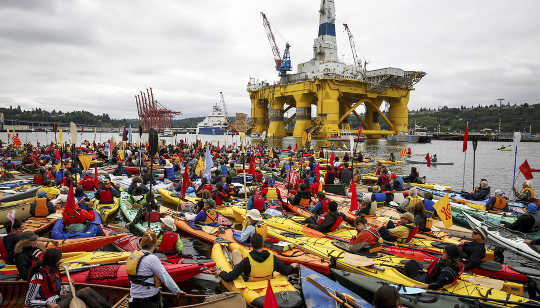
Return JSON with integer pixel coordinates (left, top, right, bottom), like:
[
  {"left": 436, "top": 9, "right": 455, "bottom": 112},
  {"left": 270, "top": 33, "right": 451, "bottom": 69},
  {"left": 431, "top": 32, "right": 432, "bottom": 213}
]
[
  {"left": 410, "top": 183, "right": 453, "bottom": 191},
  {"left": 212, "top": 242, "right": 303, "bottom": 308},
  {"left": 498, "top": 148, "right": 512, "bottom": 151},
  {"left": 376, "top": 160, "right": 402, "bottom": 165},
  {"left": 93, "top": 197, "right": 120, "bottom": 223},
  {"left": 0, "top": 179, "right": 33, "bottom": 189},
  {"left": 21, "top": 216, "right": 58, "bottom": 234},
  {"left": 331, "top": 269, "right": 532, "bottom": 308},
  {"left": 65, "top": 259, "right": 206, "bottom": 287},
  {"left": 300, "top": 265, "right": 372, "bottom": 308},
  {"left": 464, "top": 213, "right": 540, "bottom": 263},
  {"left": 43, "top": 233, "right": 127, "bottom": 253},
  {"left": 0, "top": 201, "right": 31, "bottom": 225},
  {"left": 405, "top": 159, "right": 454, "bottom": 166},
  {"left": 119, "top": 191, "right": 161, "bottom": 235},
  {"left": 51, "top": 209, "right": 103, "bottom": 240},
  {"left": 0, "top": 186, "right": 40, "bottom": 203}
]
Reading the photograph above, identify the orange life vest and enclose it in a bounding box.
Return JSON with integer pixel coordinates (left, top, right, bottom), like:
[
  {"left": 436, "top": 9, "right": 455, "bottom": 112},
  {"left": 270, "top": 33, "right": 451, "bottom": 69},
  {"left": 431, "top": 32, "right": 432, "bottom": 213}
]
[{"left": 34, "top": 198, "right": 49, "bottom": 217}]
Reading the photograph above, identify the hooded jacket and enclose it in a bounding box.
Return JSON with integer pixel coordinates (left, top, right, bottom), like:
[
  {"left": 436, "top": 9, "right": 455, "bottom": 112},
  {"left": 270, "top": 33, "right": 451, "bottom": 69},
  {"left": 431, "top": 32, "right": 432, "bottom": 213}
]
[{"left": 219, "top": 249, "right": 293, "bottom": 282}]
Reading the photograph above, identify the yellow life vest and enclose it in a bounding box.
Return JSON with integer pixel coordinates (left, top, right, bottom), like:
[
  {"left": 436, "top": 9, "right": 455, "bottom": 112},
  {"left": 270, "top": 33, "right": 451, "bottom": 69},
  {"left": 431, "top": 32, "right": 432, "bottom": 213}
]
[
  {"left": 203, "top": 209, "right": 219, "bottom": 224},
  {"left": 34, "top": 198, "right": 49, "bottom": 217},
  {"left": 407, "top": 196, "right": 422, "bottom": 208},
  {"left": 520, "top": 187, "right": 535, "bottom": 201},
  {"left": 247, "top": 251, "right": 274, "bottom": 282},
  {"left": 126, "top": 251, "right": 161, "bottom": 288},
  {"left": 266, "top": 187, "right": 278, "bottom": 201}
]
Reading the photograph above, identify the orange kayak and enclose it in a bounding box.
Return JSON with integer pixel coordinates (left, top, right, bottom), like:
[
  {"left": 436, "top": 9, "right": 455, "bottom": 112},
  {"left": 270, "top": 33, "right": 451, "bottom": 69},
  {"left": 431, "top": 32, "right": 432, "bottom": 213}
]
[{"left": 42, "top": 234, "right": 128, "bottom": 253}]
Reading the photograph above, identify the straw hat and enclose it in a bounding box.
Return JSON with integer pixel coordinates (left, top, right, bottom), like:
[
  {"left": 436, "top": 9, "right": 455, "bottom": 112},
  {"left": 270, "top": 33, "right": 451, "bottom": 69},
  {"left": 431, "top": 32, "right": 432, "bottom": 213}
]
[
  {"left": 160, "top": 215, "right": 177, "bottom": 231},
  {"left": 164, "top": 159, "right": 173, "bottom": 169},
  {"left": 246, "top": 209, "right": 262, "bottom": 221},
  {"left": 400, "top": 212, "right": 414, "bottom": 222}
]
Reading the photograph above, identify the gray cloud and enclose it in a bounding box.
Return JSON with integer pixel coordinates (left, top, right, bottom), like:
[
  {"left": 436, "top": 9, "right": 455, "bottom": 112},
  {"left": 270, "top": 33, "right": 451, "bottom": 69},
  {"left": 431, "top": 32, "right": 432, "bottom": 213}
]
[{"left": 0, "top": 0, "right": 539, "bottom": 120}]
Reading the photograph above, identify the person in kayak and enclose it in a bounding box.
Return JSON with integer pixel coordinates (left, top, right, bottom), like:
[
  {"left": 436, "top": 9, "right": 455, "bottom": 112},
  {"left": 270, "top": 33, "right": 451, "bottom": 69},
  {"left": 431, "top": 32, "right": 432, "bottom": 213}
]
[
  {"left": 156, "top": 216, "right": 183, "bottom": 256},
  {"left": 378, "top": 213, "right": 416, "bottom": 242},
  {"left": 192, "top": 199, "right": 219, "bottom": 228},
  {"left": 513, "top": 180, "right": 535, "bottom": 204},
  {"left": 95, "top": 178, "right": 120, "bottom": 204},
  {"left": 261, "top": 178, "right": 282, "bottom": 203},
  {"left": 386, "top": 173, "right": 404, "bottom": 191},
  {"left": 216, "top": 233, "right": 298, "bottom": 282},
  {"left": 310, "top": 192, "right": 331, "bottom": 216},
  {"left": 485, "top": 189, "right": 509, "bottom": 212},
  {"left": 462, "top": 179, "right": 490, "bottom": 201},
  {"left": 14, "top": 231, "right": 46, "bottom": 279},
  {"left": 409, "top": 244, "right": 461, "bottom": 290},
  {"left": 371, "top": 186, "right": 388, "bottom": 207},
  {"left": 502, "top": 203, "right": 540, "bottom": 233},
  {"left": 290, "top": 183, "right": 312, "bottom": 207},
  {"left": 62, "top": 185, "right": 95, "bottom": 230},
  {"left": 399, "top": 188, "right": 422, "bottom": 210},
  {"left": 212, "top": 183, "right": 229, "bottom": 206},
  {"left": 234, "top": 209, "right": 263, "bottom": 244},
  {"left": 458, "top": 228, "right": 486, "bottom": 270},
  {"left": 403, "top": 167, "right": 420, "bottom": 183},
  {"left": 304, "top": 201, "right": 344, "bottom": 233},
  {"left": 350, "top": 216, "right": 381, "bottom": 252},
  {"left": 127, "top": 231, "right": 182, "bottom": 308}
]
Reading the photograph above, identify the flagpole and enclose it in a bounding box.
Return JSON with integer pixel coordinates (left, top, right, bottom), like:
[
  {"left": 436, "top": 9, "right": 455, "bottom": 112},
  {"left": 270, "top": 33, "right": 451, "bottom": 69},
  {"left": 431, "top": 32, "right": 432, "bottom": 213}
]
[
  {"left": 461, "top": 122, "right": 468, "bottom": 191},
  {"left": 462, "top": 150, "right": 467, "bottom": 191}
]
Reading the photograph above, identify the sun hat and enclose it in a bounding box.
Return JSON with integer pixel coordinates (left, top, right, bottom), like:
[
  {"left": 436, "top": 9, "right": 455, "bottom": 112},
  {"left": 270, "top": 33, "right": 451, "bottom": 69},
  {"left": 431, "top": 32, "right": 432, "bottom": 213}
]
[
  {"left": 246, "top": 209, "right": 262, "bottom": 221},
  {"left": 160, "top": 215, "right": 177, "bottom": 232}
]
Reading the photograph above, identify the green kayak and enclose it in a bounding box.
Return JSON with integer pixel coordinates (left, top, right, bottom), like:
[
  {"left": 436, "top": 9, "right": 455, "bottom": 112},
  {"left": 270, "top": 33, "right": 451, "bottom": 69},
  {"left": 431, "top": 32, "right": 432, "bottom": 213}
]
[
  {"left": 119, "top": 191, "right": 161, "bottom": 236},
  {"left": 450, "top": 202, "right": 517, "bottom": 228}
]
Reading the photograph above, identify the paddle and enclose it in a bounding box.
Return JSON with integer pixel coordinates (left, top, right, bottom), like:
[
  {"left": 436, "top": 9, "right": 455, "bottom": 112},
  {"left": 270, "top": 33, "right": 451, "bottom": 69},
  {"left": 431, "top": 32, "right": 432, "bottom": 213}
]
[
  {"left": 305, "top": 276, "right": 360, "bottom": 308},
  {"left": 105, "top": 223, "right": 129, "bottom": 233},
  {"left": 63, "top": 264, "right": 87, "bottom": 308}
]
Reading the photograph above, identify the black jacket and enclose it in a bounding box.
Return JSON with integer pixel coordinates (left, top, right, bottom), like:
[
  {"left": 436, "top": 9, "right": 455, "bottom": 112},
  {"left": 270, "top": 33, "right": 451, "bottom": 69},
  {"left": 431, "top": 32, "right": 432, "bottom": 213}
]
[
  {"left": 308, "top": 211, "right": 341, "bottom": 233},
  {"left": 506, "top": 212, "right": 540, "bottom": 233},
  {"left": 459, "top": 241, "right": 486, "bottom": 270},
  {"left": 426, "top": 260, "right": 460, "bottom": 290},
  {"left": 219, "top": 249, "right": 293, "bottom": 282},
  {"left": 14, "top": 240, "right": 41, "bottom": 280},
  {"left": 339, "top": 169, "right": 353, "bottom": 186},
  {"left": 291, "top": 190, "right": 311, "bottom": 206}
]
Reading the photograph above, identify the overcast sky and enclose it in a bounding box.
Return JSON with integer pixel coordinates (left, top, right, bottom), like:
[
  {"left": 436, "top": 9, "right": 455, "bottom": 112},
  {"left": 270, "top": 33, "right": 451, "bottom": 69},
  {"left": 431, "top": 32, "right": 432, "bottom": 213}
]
[{"left": 1, "top": 0, "right": 539, "bottom": 119}]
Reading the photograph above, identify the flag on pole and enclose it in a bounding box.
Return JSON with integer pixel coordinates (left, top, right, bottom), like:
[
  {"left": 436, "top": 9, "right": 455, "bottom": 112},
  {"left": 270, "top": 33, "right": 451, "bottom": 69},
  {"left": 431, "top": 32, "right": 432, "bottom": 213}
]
[
  {"left": 425, "top": 153, "right": 431, "bottom": 167},
  {"left": 357, "top": 126, "right": 363, "bottom": 137},
  {"left": 59, "top": 128, "right": 63, "bottom": 145},
  {"left": 329, "top": 152, "right": 335, "bottom": 166},
  {"left": 349, "top": 181, "right": 358, "bottom": 211},
  {"left": 128, "top": 123, "right": 133, "bottom": 144},
  {"left": 433, "top": 194, "right": 452, "bottom": 228},
  {"left": 463, "top": 122, "right": 469, "bottom": 152},
  {"left": 248, "top": 155, "right": 256, "bottom": 175},
  {"left": 195, "top": 156, "right": 204, "bottom": 177},
  {"left": 181, "top": 165, "right": 190, "bottom": 200},
  {"left": 93, "top": 164, "right": 99, "bottom": 188},
  {"left": 203, "top": 145, "right": 213, "bottom": 182}
]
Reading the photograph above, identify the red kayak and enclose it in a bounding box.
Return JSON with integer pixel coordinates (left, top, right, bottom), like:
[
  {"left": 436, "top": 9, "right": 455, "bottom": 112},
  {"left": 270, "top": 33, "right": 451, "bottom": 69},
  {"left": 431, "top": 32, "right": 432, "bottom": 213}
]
[
  {"left": 381, "top": 245, "right": 530, "bottom": 282},
  {"left": 63, "top": 261, "right": 208, "bottom": 287}
]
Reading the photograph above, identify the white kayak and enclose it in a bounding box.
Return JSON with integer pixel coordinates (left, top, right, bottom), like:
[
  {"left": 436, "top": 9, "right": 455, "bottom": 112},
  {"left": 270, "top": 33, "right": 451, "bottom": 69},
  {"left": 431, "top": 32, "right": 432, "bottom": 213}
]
[{"left": 463, "top": 212, "right": 540, "bottom": 263}]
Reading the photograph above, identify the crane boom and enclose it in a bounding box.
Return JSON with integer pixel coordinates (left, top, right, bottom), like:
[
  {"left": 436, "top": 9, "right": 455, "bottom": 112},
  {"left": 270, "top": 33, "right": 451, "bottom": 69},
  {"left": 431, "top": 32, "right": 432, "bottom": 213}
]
[
  {"left": 343, "top": 23, "right": 360, "bottom": 69},
  {"left": 261, "top": 12, "right": 281, "bottom": 66},
  {"left": 219, "top": 91, "right": 229, "bottom": 121}
]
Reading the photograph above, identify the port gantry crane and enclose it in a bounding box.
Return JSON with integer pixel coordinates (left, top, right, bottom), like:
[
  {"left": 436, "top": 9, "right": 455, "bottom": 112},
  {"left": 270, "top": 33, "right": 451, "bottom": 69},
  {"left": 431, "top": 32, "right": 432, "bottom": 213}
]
[
  {"left": 343, "top": 23, "right": 365, "bottom": 75},
  {"left": 261, "top": 12, "right": 291, "bottom": 78}
]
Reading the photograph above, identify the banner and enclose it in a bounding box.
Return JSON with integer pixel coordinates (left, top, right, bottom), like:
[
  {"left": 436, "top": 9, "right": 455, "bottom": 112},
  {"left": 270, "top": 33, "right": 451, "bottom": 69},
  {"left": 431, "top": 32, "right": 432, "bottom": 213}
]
[
  {"left": 78, "top": 154, "right": 93, "bottom": 171},
  {"left": 70, "top": 122, "right": 78, "bottom": 145},
  {"left": 59, "top": 129, "right": 63, "bottom": 145},
  {"left": 433, "top": 194, "right": 452, "bottom": 228}
]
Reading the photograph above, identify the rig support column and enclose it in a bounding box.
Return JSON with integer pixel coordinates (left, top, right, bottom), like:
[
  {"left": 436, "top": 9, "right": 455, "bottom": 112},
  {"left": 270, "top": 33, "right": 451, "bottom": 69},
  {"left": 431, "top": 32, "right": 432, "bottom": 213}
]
[
  {"left": 318, "top": 86, "right": 340, "bottom": 138},
  {"left": 388, "top": 93, "right": 409, "bottom": 133},
  {"left": 365, "top": 99, "right": 382, "bottom": 138},
  {"left": 268, "top": 99, "right": 286, "bottom": 138},
  {"left": 293, "top": 93, "right": 314, "bottom": 139},
  {"left": 250, "top": 98, "right": 268, "bottom": 135}
]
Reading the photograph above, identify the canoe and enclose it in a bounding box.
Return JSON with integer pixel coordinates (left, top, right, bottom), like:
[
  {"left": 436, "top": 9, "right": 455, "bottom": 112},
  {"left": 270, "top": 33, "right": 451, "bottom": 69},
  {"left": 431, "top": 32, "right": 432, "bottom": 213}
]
[
  {"left": 300, "top": 265, "right": 372, "bottom": 308},
  {"left": 0, "top": 201, "right": 31, "bottom": 225},
  {"left": 0, "top": 281, "right": 246, "bottom": 308},
  {"left": 0, "top": 186, "right": 40, "bottom": 203},
  {"left": 93, "top": 197, "right": 120, "bottom": 223},
  {"left": 51, "top": 209, "right": 103, "bottom": 240},
  {"left": 331, "top": 269, "right": 529, "bottom": 308},
  {"left": 268, "top": 228, "right": 535, "bottom": 306},
  {"left": 405, "top": 159, "right": 454, "bottom": 165},
  {"left": 464, "top": 213, "right": 540, "bottom": 263},
  {"left": 119, "top": 191, "right": 161, "bottom": 235},
  {"left": 212, "top": 242, "right": 303, "bottom": 308}
]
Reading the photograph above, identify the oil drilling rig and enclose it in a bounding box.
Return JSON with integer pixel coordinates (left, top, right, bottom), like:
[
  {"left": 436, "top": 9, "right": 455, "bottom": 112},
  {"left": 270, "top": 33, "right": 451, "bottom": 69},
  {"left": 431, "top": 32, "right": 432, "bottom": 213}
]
[
  {"left": 135, "top": 88, "right": 181, "bottom": 132},
  {"left": 248, "top": 0, "right": 425, "bottom": 144}
]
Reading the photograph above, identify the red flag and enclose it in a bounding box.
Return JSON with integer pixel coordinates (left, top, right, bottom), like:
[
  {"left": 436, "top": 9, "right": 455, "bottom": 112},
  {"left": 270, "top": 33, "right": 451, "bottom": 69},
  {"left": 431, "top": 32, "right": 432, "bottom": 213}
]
[
  {"left": 357, "top": 126, "right": 363, "bottom": 137},
  {"left": 520, "top": 160, "right": 534, "bottom": 180},
  {"left": 263, "top": 280, "right": 279, "bottom": 308},
  {"left": 145, "top": 143, "right": 149, "bottom": 153},
  {"left": 67, "top": 182, "right": 76, "bottom": 208},
  {"left": 425, "top": 153, "right": 431, "bottom": 167},
  {"left": 181, "top": 165, "right": 191, "bottom": 200},
  {"left": 329, "top": 152, "right": 335, "bottom": 166},
  {"left": 93, "top": 163, "right": 99, "bottom": 188},
  {"left": 349, "top": 181, "right": 359, "bottom": 211},
  {"left": 463, "top": 122, "right": 469, "bottom": 152},
  {"left": 258, "top": 144, "right": 262, "bottom": 155},
  {"left": 248, "top": 155, "right": 256, "bottom": 175},
  {"left": 399, "top": 146, "right": 407, "bottom": 157},
  {"left": 55, "top": 149, "right": 60, "bottom": 160},
  {"left": 314, "top": 163, "right": 320, "bottom": 182},
  {"left": 294, "top": 143, "right": 298, "bottom": 152}
]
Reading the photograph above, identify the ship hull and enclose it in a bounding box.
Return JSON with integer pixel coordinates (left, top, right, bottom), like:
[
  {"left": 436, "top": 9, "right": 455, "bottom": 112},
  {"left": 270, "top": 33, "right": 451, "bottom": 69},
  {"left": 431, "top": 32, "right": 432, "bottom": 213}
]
[{"left": 198, "top": 127, "right": 228, "bottom": 135}]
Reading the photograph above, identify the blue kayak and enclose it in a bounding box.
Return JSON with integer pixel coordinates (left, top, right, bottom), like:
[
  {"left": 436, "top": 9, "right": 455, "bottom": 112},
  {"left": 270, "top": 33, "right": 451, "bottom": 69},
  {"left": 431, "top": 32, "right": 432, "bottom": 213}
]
[
  {"left": 301, "top": 265, "right": 372, "bottom": 308},
  {"left": 51, "top": 209, "right": 103, "bottom": 239}
]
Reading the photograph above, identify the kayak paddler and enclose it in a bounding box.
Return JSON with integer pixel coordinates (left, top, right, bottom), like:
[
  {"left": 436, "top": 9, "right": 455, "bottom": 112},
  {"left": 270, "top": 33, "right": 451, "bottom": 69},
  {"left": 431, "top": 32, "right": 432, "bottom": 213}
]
[
  {"left": 485, "top": 189, "right": 509, "bottom": 212},
  {"left": 216, "top": 233, "right": 298, "bottom": 283},
  {"left": 378, "top": 212, "right": 416, "bottom": 242},
  {"left": 310, "top": 192, "right": 331, "bottom": 216},
  {"left": 127, "top": 231, "right": 182, "bottom": 307},
  {"left": 234, "top": 209, "right": 264, "bottom": 245},
  {"left": 458, "top": 228, "right": 486, "bottom": 270},
  {"left": 156, "top": 216, "right": 183, "bottom": 256},
  {"left": 95, "top": 178, "right": 120, "bottom": 204},
  {"left": 513, "top": 180, "right": 536, "bottom": 204},
  {"left": 461, "top": 179, "right": 491, "bottom": 201},
  {"left": 261, "top": 178, "right": 282, "bottom": 203},
  {"left": 407, "top": 244, "right": 461, "bottom": 290},
  {"left": 502, "top": 203, "right": 540, "bottom": 233},
  {"left": 304, "top": 201, "right": 344, "bottom": 233},
  {"left": 349, "top": 216, "right": 381, "bottom": 253}
]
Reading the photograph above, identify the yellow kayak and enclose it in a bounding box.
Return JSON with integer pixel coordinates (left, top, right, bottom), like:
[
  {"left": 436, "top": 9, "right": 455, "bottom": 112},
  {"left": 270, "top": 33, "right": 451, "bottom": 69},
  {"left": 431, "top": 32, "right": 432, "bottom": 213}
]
[
  {"left": 211, "top": 242, "right": 303, "bottom": 307},
  {"left": 411, "top": 183, "right": 453, "bottom": 191},
  {"left": 377, "top": 160, "right": 402, "bottom": 165},
  {"left": 93, "top": 197, "right": 120, "bottom": 223}
]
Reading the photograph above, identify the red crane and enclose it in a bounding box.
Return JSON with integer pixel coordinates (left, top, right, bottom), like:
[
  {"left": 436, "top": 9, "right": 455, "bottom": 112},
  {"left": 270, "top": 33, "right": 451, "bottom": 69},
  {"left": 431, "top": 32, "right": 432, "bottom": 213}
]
[{"left": 135, "top": 88, "right": 181, "bottom": 132}]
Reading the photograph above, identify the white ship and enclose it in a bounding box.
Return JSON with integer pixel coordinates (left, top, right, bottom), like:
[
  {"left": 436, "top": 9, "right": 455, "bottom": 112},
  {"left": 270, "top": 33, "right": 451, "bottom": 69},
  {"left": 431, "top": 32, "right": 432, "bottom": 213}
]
[{"left": 197, "top": 92, "right": 229, "bottom": 135}]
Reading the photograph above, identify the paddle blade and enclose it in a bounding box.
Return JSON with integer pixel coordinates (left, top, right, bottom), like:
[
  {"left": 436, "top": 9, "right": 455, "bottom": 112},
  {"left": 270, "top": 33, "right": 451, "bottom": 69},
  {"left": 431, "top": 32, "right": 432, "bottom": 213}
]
[{"left": 264, "top": 280, "right": 279, "bottom": 308}]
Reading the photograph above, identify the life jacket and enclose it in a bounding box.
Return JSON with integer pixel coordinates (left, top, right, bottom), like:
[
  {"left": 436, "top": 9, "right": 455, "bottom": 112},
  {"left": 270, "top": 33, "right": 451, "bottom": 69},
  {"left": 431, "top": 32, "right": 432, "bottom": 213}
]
[
  {"left": 374, "top": 193, "right": 386, "bottom": 207},
  {"left": 165, "top": 167, "right": 175, "bottom": 180},
  {"left": 407, "top": 196, "right": 422, "bottom": 208},
  {"left": 490, "top": 196, "right": 508, "bottom": 213},
  {"left": 126, "top": 251, "right": 161, "bottom": 288},
  {"left": 33, "top": 173, "right": 44, "bottom": 185},
  {"left": 34, "top": 198, "right": 49, "bottom": 217},
  {"left": 202, "top": 184, "right": 213, "bottom": 193},
  {"left": 157, "top": 232, "right": 179, "bottom": 254},
  {"left": 99, "top": 189, "right": 113, "bottom": 203},
  {"left": 351, "top": 226, "right": 381, "bottom": 247},
  {"left": 79, "top": 176, "right": 95, "bottom": 191},
  {"left": 320, "top": 198, "right": 331, "bottom": 215},
  {"left": 247, "top": 251, "right": 274, "bottom": 281},
  {"left": 427, "top": 260, "right": 462, "bottom": 285},
  {"left": 316, "top": 213, "right": 344, "bottom": 232},
  {"left": 299, "top": 194, "right": 311, "bottom": 207},
  {"left": 252, "top": 195, "right": 265, "bottom": 211},
  {"left": 214, "top": 191, "right": 228, "bottom": 206},
  {"left": 203, "top": 209, "right": 219, "bottom": 224},
  {"left": 34, "top": 267, "right": 61, "bottom": 299},
  {"left": 265, "top": 187, "right": 278, "bottom": 201},
  {"left": 519, "top": 187, "right": 535, "bottom": 201}
]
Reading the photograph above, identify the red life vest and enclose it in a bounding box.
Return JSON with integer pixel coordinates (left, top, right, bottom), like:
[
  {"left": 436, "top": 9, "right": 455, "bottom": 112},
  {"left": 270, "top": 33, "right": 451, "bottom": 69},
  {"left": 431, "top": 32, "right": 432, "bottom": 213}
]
[
  {"left": 79, "top": 176, "right": 95, "bottom": 191},
  {"left": 214, "top": 191, "right": 228, "bottom": 206},
  {"left": 99, "top": 189, "right": 113, "bottom": 203},
  {"left": 316, "top": 214, "right": 344, "bottom": 232},
  {"left": 202, "top": 184, "right": 213, "bottom": 193},
  {"left": 33, "top": 173, "right": 44, "bottom": 185},
  {"left": 320, "top": 199, "right": 331, "bottom": 215},
  {"left": 157, "top": 232, "right": 179, "bottom": 254},
  {"left": 32, "top": 267, "right": 61, "bottom": 298},
  {"left": 0, "top": 237, "right": 8, "bottom": 260},
  {"left": 253, "top": 195, "right": 265, "bottom": 211}
]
